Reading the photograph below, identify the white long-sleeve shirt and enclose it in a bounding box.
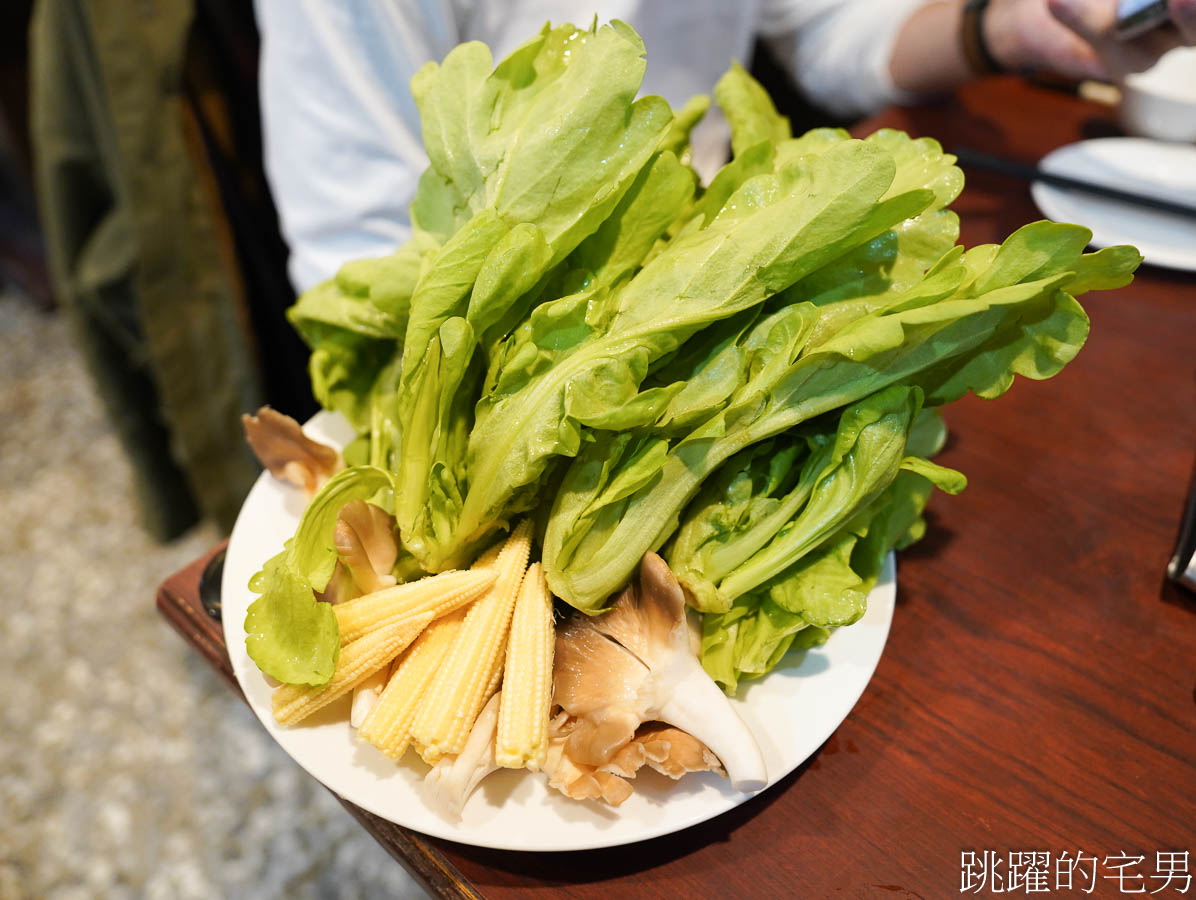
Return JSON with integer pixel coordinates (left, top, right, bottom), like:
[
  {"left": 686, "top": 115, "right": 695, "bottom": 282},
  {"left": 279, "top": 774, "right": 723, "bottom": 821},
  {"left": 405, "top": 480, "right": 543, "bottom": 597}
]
[{"left": 255, "top": 0, "right": 930, "bottom": 293}]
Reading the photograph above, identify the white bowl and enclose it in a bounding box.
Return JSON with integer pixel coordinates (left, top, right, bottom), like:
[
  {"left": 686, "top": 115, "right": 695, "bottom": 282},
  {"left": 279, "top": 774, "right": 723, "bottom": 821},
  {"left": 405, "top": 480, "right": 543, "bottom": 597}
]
[{"left": 1119, "top": 48, "right": 1196, "bottom": 143}]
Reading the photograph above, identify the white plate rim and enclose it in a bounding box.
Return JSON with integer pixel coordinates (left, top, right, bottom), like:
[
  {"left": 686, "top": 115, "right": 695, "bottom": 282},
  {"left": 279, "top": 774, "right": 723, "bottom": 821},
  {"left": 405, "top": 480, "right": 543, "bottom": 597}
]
[
  {"left": 221, "top": 412, "right": 896, "bottom": 851},
  {"left": 1030, "top": 137, "right": 1196, "bottom": 273}
]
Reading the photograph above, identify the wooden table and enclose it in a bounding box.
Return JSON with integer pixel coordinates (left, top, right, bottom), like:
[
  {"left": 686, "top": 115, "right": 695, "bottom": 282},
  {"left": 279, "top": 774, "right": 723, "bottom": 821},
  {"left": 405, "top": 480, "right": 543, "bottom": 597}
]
[{"left": 158, "top": 77, "right": 1196, "bottom": 898}]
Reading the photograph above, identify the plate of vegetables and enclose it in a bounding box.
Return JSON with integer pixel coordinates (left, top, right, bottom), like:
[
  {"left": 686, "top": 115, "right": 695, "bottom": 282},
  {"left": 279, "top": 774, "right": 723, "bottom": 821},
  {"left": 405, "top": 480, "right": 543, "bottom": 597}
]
[
  {"left": 223, "top": 21, "right": 1140, "bottom": 851},
  {"left": 224, "top": 410, "right": 898, "bottom": 849}
]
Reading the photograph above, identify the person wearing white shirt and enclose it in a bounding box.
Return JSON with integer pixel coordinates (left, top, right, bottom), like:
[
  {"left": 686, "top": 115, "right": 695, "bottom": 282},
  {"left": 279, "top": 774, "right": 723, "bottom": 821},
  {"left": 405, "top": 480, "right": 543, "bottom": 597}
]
[{"left": 253, "top": 0, "right": 1196, "bottom": 294}]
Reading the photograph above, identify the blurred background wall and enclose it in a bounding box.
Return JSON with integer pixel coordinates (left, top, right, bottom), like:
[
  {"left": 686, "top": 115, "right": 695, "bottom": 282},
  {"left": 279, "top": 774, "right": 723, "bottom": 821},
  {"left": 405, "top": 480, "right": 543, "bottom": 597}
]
[
  {"left": 24, "top": 0, "right": 315, "bottom": 540},
  {"left": 0, "top": 0, "right": 50, "bottom": 311},
  {"left": 1, "top": 3, "right": 423, "bottom": 898}
]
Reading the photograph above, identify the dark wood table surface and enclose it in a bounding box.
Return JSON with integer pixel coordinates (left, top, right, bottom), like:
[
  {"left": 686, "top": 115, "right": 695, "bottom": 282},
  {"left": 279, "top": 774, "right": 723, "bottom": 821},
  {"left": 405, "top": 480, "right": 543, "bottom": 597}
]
[{"left": 158, "top": 76, "right": 1196, "bottom": 898}]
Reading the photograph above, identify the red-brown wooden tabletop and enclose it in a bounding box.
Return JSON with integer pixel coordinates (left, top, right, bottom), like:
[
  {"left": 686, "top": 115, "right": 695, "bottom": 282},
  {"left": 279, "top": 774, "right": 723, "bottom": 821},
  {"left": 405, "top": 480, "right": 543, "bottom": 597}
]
[{"left": 158, "top": 76, "right": 1196, "bottom": 898}]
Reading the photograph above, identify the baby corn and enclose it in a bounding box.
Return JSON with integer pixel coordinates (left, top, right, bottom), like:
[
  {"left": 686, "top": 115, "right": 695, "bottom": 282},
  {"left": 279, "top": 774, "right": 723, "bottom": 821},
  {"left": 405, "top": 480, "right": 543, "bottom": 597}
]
[
  {"left": 411, "top": 521, "right": 532, "bottom": 762},
  {"left": 273, "top": 612, "right": 433, "bottom": 725},
  {"left": 470, "top": 538, "right": 504, "bottom": 571},
  {"left": 334, "top": 569, "right": 495, "bottom": 645},
  {"left": 496, "top": 562, "right": 554, "bottom": 770},
  {"left": 358, "top": 606, "right": 469, "bottom": 759},
  {"left": 356, "top": 545, "right": 500, "bottom": 756}
]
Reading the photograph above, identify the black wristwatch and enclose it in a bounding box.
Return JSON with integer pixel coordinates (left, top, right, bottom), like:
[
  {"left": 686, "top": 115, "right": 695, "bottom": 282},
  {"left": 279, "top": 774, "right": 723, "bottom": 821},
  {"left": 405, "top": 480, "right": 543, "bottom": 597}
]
[{"left": 961, "top": 0, "right": 1005, "bottom": 76}]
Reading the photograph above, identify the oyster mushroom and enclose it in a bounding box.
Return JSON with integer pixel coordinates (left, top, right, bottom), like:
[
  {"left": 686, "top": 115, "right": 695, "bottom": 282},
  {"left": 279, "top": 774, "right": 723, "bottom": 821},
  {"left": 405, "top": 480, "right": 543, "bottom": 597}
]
[
  {"left": 543, "top": 716, "right": 725, "bottom": 805},
  {"left": 544, "top": 713, "right": 635, "bottom": 806},
  {"left": 551, "top": 553, "right": 766, "bottom": 793},
  {"left": 601, "top": 723, "right": 724, "bottom": 781},
  {"left": 242, "top": 406, "right": 342, "bottom": 496},
  {"left": 423, "top": 692, "right": 502, "bottom": 821},
  {"left": 335, "top": 500, "right": 399, "bottom": 595}
]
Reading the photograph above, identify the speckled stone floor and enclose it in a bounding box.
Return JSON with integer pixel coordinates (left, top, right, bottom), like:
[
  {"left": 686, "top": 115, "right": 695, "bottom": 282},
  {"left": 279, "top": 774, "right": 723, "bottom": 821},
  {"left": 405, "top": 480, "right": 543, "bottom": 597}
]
[{"left": 0, "top": 293, "right": 427, "bottom": 899}]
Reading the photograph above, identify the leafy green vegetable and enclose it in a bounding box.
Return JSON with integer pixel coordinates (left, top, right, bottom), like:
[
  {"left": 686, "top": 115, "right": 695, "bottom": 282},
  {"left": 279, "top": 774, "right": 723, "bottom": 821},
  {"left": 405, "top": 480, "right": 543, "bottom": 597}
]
[
  {"left": 287, "top": 465, "right": 397, "bottom": 592},
  {"left": 455, "top": 139, "right": 934, "bottom": 572},
  {"left": 782, "top": 130, "right": 964, "bottom": 348},
  {"left": 700, "top": 594, "right": 828, "bottom": 696},
  {"left": 715, "top": 61, "right": 791, "bottom": 158},
  {"left": 696, "top": 438, "right": 961, "bottom": 695},
  {"left": 567, "top": 150, "right": 696, "bottom": 295},
  {"left": 391, "top": 21, "right": 677, "bottom": 564},
  {"left": 288, "top": 241, "right": 429, "bottom": 431},
  {"left": 712, "top": 386, "right": 965, "bottom": 605},
  {"left": 244, "top": 547, "right": 340, "bottom": 686},
  {"left": 250, "top": 23, "right": 1141, "bottom": 691},
  {"left": 541, "top": 221, "right": 1137, "bottom": 611},
  {"left": 411, "top": 22, "right": 672, "bottom": 257},
  {"left": 659, "top": 94, "right": 710, "bottom": 166},
  {"left": 244, "top": 466, "right": 400, "bottom": 686},
  {"left": 669, "top": 384, "right": 960, "bottom": 612}
]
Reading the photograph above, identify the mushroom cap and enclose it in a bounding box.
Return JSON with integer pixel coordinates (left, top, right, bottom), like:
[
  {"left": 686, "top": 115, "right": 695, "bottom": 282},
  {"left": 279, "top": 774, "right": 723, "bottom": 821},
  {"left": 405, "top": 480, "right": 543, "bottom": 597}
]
[
  {"left": 545, "top": 553, "right": 760, "bottom": 804},
  {"left": 335, "top": 500, "right": 400, "bottom": 594},
  {"left": 242, "top": 406, "right": 342, "bottom": 495}
]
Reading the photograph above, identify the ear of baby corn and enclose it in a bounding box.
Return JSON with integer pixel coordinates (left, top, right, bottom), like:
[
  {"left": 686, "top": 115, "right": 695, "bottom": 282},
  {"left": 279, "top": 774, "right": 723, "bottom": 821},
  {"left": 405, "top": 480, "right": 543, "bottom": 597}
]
[
  {"left": 354, "top": 548, "right": 503, "bottom": 756},
  {"left": 334, "top": 568, "right": 495, "bottom": 645},
  {"left": 353, "top": 654, "right": 405, "bottom": 728},
  {"left": 273, "top": 612, "right": 433, "bottom": 725},
  {"left": 410, "top": 521, "right": 532, "bottom": 763},
  {"left": 357, "top": 605, "right": 470, "bottom": 759},
  {"left": 496, "top": 562, "right": 554, "bottom": 771},
  {"left": 470, "top": 539, "right": 504, "bottom": 571}
]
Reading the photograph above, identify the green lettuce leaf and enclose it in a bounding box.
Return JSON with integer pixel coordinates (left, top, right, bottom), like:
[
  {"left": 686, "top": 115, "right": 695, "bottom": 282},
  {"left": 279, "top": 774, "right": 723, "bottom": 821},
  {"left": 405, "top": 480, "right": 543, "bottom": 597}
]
[
  {"left": 567, "top": 150, "right": 696, "bottom": 294},
  {"left": 392, "top": 21, "right": 677, "bottom": 564},
  {"left": 644, "top": 307, "right": 762, "bottom": 434},
  {"left": 287, "top": 465, "right": 397, "bottom": 591},
  {"left": 543, "top": 221, "right": 1138, "bottom": 611},
  {"left": 401, "top": 209, "right": 510, "bottom": 380},
  {"left": 659, "top": 93, "right": 710, "bottom": 167},
  {"left": 697, "top": 443, "right": 960, "bottom": 693},
  {"left": 244, "top": 466, "right": 399, "bottom": 685},
  {"left": 287, "top": 241, "right": 427, "bottom": 432},
  {"left": 781, "top": 131, "right": 964, "bottom": 349},
  {"left": 413, "top": 22, "right": 673, "bottom": 254},
  {"left": 402, "top": 20, "right": 676, "bottom": 374},
  {"left": 244, "top": 547, "right": 339, "bottom": 686},
  {"left": 466, "top": 138, "right": 933, "bottom": 576},
  {"left": 302, "top": 332, "right": 398, "bottom": 434},
  {"left": 393, "top": 318, "right": 480, "bottom": 562},
  {"left": 674, "top": 384, "right": 937, "bottom": 609},
  {"left": 714, "top": 61, "right": 791, "bottom": 158},
  {"left": 681, "top": 140, "right": 776, "bottom": 234},
  {"left": 699, "top": 589, "right": 831, "bottom": 695},
  {"left": 665, "top": 434, "right": 810, "bottom": 610},
  {"left": 261, "top": 35, "right": 1143, "bottom": 701},
  {"left": 289, "top": 239, "right": 428, "bottom": 341}
]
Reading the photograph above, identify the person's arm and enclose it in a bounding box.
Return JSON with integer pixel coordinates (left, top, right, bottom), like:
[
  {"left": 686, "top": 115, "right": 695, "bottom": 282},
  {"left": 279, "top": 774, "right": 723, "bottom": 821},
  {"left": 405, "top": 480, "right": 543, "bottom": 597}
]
[
  {"left": 758, "top": 0, "right": 936, "bottom": 118},
  {"left": 890, "top": 0, "right": 1196, "bottom": 95},
  {"left": 886, "top": 2, "right": 973, "bottom": 94},
  {"left": 254, "top": 0, "right": 460, "bottom": 293}
]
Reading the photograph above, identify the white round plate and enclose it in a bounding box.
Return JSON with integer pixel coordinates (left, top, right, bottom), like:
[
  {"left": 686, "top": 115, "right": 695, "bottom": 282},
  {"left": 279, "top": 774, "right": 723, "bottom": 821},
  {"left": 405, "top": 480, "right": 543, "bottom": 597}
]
[
  {"left": 1031, "top": 137, "right": 1196, "bottom": 272},
  {"left": 222, "top": 412, "right": 896, "bottom": 851}
]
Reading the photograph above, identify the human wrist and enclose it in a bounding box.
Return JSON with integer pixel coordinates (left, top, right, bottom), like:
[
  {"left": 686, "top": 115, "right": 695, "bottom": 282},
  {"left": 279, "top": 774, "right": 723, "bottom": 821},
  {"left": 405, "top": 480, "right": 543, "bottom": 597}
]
[
  {"left": 890, "top": 1, "right": 978, "bottom": 95},
  {"left": 976, "top": 0, "right": 1024, "bottom": 74},
  {"left": 961, "top": 0, "right": 1010, "bottom": 75}
]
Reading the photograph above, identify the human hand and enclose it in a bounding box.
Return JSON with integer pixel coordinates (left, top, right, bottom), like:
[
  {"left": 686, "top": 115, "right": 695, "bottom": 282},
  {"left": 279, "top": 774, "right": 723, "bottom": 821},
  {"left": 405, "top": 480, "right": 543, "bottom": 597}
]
[{"left": 985, "top": 0, "right": 1196, "bottom": 80}]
